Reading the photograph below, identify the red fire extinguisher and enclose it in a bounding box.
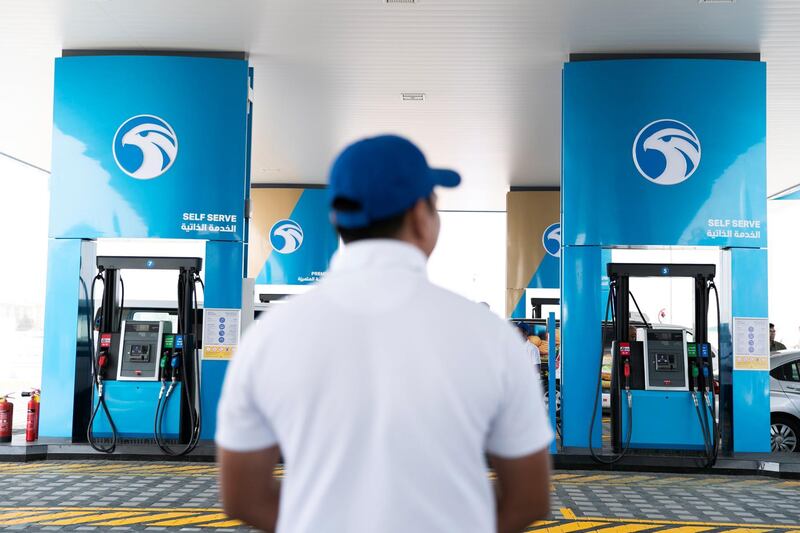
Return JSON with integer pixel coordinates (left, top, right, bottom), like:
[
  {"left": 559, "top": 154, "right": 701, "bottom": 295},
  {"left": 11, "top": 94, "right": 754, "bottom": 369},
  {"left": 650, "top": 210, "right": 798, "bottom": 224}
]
[
  {"left": 22, "top": 389, "right": 40, "bottom": 443},
  {"left": 0, "top": 394, "right": 13, "bottom": 443}
]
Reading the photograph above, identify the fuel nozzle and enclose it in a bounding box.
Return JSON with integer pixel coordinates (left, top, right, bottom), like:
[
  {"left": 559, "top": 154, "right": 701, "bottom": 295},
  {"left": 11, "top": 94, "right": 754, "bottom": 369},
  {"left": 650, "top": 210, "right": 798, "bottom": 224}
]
[
  {"left": 170, "top": 353, "right": 180, "bottom": 382},
  {"left": 160, "top": 351, "right": 170, "bottom": 381},
  {"left": 691, "top": 363, "right": 700, "bottom": 392},
  {"left": 96, "top": 351, "right": 109, "bottom": 382},
  {"left": 97, "top": 332, "right": 112, "bottom": 380},
  {"left": 618, "top": 342, "right": 631, "bottom": 391}
]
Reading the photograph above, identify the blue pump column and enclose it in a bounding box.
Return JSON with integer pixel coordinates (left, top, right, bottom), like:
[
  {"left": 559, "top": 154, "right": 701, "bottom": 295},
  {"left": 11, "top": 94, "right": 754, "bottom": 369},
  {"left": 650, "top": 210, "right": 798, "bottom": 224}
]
[
  {"left": 40, "top": 239, "right": 96, "bottom": 439},
  {"left": 720, "top": 248, "right": 771, "bottom": 453},
  {"left": 561, "top": 245, "right": 603, "bottom": 449},
  {"left": 199, "top": 240, "right": 245, "bottom": 440}
]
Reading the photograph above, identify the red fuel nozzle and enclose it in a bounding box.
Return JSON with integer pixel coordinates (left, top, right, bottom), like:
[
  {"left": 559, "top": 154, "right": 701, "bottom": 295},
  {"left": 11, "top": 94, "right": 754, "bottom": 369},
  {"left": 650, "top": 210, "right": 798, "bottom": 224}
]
[
  {"left": 98, "top": 354, "right": 108, "bottom": 369},
  {"left": 624, "top": 361, "right": 631, "bottom": 378}
]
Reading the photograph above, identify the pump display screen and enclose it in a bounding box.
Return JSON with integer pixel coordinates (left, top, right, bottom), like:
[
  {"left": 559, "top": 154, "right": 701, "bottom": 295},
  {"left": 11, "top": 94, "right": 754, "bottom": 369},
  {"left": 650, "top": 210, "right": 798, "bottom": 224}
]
[{"left": 128, "top": 323, "right": 160, "bottom": 333}]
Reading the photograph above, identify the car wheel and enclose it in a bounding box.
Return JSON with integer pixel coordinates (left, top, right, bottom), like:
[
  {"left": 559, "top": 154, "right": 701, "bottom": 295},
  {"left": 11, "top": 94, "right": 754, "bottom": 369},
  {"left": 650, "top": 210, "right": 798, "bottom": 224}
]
[
  {"left": 771, "top": 415, "right": 800, "bottom": 453},
  {"left": 543, "top": 389, "right": 562, "bottom": 415}
]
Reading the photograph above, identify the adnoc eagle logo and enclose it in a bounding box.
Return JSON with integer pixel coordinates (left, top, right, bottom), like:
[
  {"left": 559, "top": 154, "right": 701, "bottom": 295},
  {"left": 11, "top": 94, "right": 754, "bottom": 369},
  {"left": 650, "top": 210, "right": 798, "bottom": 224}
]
[
  {"left": 632, "top": 119, "right": 701, "bottom": 186},
  {"left": 270, "top": 219, "right": 304, "bottom": 254},
  {"left": 542, "top": 223, "right": 561, "bottom": 258},
  {"left": 113, "top": 115, "right": 178, "bottom": 179}
]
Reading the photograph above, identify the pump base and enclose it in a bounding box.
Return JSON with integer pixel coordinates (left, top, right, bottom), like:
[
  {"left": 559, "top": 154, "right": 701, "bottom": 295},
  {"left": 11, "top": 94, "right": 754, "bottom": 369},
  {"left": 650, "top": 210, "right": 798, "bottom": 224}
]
[
  {"left": 0, "top": 438, "right": 216, "bottom": 462},
  {"left": 554, "top": 447, "right": 800, "bottom": 477}
]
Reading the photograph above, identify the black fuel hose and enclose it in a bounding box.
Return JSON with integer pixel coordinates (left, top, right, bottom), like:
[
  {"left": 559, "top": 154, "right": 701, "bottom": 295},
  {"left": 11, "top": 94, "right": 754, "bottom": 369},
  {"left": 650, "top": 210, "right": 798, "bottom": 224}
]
[
  {"left": 86, "top": 271, "right": 118, "bottom": 454},
  {"left": 706, "top": 280, "right": 721, "bottom": 465},
  {"left": 589, "top": 282, "right": 633, "bottom": 464},
  {"left": 155, "top": 271, "right": 202, "bottom": 456}
]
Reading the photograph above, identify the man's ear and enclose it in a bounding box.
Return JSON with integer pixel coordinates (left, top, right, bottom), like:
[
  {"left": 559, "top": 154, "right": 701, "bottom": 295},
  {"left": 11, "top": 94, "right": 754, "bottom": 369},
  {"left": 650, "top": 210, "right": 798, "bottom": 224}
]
[{"left": 407, "top": 198, "right": 430, "bottom": 240}]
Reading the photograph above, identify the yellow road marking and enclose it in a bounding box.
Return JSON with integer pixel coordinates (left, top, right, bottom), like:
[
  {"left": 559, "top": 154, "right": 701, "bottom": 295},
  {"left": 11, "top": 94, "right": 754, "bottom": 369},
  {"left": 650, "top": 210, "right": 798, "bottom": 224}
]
[
  {"left": 733, "top": 479, "right": 775, "bottom": 486},
  {"left": 150, "top": 513, "right": 230, "bottom": 526},
  {"left": 42, "top": 511, "right": 150, "bottom": 525},
  {"left": 0, "top": 511, "right": 96, "bottom": 525},
  {"left": 605, "top": 475, "right": 655, "bottom": 485},
  {"left": 596, "top": 525, "right": 659, "bottom": 533},
  {"left": 93, "top": 511, "right": 201, "bottom": 526},
  {"left": 667, "top": 526, "right": 714, "bottom": 533},
  {"left": 200, "top": 519, "right": 244, "bottom": 527},
  {"left": 560, "top": 508, "right": 577, "bottom": 519},
  {"left": 0, "top": 511, "right": 50, "bottom": 520},
  {"left": 575, "top": 516, "right": 785, "bottom": 529},
  {"left": 648, "top": 475, "right": 695, "bottom": 484},
  {"left": 568, "top": 474, "right": 618, "bottom": 483},
  {"left": 0, "top": 506, "right": 218, "bottom": 512},
  {"left": 0, "top": 463, "right": 45, "bottom": 470},
  {"left": 722, "top": 529, "right": 775, "bottom": 533},
  {"left": 539, "top": 521, "right": 608, "bottom": 532},
  {"left": 552, "top": 474, "right": 585, "bottom": 480},
  {"left": 0, "top": 462, "right": 223, "bottom": 477}
]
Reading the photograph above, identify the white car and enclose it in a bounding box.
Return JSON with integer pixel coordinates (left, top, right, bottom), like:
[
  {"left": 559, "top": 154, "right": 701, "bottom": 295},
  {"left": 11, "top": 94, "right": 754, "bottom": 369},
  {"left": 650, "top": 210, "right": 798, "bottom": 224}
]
[{"left": 770, "top": 351, "right": 800, "bottom": 453}]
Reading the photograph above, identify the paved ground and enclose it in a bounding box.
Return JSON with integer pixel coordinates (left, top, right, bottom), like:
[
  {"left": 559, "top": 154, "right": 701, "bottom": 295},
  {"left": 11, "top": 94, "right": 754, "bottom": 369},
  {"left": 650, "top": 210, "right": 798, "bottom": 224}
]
[{"left": 0, "top": 461, "right": 799, "bottom": 531}]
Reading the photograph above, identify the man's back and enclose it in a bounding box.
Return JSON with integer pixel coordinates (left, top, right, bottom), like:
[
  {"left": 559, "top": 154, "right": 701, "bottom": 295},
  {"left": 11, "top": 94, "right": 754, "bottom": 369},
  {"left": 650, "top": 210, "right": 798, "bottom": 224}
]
[{"left": 217, "top": 241, "right": 552, "bottom": 533}]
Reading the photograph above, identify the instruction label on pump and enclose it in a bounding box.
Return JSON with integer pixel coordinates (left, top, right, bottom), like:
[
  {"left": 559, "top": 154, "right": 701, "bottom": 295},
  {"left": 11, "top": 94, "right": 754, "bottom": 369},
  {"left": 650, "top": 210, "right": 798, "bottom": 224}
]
[
  {"left": 202, "top": 309, "right": 241, "bottom": 360},
  {"left": 733, "top": 317, "right": 769, "bottom": 371}
]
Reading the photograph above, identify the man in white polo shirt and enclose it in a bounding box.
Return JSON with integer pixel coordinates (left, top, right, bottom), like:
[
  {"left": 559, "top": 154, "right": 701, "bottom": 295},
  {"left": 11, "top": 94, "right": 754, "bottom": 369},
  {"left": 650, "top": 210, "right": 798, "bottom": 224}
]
[{"left": 216, "top": 135, "right": 553, "bottom": 533}]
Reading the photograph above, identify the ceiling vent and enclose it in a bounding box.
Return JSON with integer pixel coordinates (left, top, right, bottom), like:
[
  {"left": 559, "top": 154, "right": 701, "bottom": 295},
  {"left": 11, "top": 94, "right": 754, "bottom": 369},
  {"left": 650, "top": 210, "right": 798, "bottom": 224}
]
[
  {"left": 698, "top": 0, "right": 734, "bottom": 4},
  {"left": 401, "top": 92, "right": 425, "bottom": 102},
  {"left": 386, "top": 0, "right": 416, "bottom": 4}
]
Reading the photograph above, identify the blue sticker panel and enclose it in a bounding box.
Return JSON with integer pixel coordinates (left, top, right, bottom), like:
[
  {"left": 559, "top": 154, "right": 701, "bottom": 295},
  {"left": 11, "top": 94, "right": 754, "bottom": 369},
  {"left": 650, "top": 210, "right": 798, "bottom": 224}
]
[
  {"left": 257, "top": 189, "right": 339, "bottom": 285},
  {"left": 50, "top": 55, "right": 249, "bottom": 241},
  {"left": 563, "top": 59, "right": 766, "bottom": 248}
]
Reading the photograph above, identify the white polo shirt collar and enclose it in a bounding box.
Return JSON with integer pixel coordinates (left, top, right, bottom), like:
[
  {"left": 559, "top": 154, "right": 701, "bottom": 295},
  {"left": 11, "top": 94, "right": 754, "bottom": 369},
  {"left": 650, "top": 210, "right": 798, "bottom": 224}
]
[{"left": 329, "top": 239, "right": 428, "bottom": 275}]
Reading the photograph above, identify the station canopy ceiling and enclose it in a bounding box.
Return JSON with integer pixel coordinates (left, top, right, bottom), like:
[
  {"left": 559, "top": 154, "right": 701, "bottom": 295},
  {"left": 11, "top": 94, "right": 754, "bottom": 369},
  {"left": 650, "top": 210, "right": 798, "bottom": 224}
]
[{"left": 2, "top": 0, "right": 799, "bottom": 210}]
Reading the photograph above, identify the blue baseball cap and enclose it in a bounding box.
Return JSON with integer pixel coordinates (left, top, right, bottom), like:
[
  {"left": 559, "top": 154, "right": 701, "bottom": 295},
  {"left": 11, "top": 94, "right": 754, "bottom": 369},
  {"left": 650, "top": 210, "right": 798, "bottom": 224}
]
[{"left": 328, "top": 135, "right": 461, "bottom": 229}]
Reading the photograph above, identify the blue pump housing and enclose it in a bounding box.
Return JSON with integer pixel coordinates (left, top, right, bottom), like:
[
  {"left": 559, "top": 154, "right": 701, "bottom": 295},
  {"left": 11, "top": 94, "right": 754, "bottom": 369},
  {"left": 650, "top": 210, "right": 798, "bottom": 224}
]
[
  {"left": 92, "top": 382, "right": 181, "bottom": 439},
  {"left": 621, "top": 390, "right": 714, "bottom": 450}
]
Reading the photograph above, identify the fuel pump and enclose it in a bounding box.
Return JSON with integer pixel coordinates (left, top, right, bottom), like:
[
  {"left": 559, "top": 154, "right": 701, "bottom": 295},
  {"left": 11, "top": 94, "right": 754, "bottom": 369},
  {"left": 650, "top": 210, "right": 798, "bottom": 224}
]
[
  {"left": 85, "top": 256, "right": 204, "bottom": 455},
  {"left": 589, "top": 263, "right": 719, "bottom": 466}
]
